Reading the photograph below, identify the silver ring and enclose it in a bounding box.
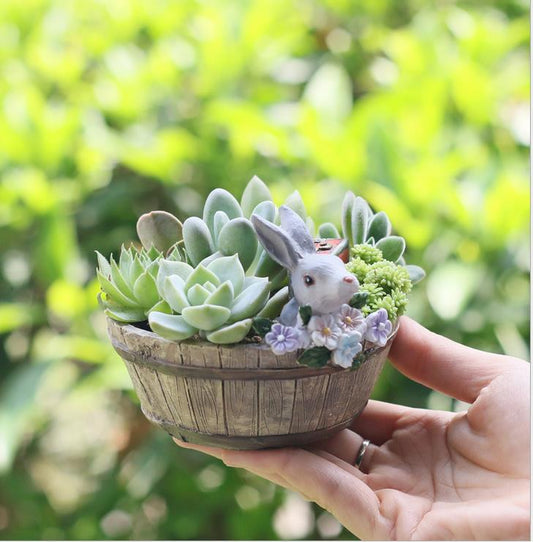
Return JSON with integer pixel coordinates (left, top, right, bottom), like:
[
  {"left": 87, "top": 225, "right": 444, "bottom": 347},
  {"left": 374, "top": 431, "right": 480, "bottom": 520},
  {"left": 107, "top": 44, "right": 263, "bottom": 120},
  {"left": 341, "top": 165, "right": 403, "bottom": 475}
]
[{"left": 354, "top": 439, "right": 370, "bottom": 469}]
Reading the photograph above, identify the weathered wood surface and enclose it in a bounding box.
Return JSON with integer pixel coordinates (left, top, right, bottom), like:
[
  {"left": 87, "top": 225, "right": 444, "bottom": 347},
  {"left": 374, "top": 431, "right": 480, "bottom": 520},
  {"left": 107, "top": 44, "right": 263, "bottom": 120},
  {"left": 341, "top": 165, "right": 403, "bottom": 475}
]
[{"left": 107, "top": 318, "right": 395, "bottom": 449}]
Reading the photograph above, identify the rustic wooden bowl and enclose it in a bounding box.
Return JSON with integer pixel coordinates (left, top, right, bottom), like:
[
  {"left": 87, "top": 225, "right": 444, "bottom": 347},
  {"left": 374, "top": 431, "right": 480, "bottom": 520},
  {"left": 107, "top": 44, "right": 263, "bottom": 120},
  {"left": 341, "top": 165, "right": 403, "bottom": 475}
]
[{"left": 107, "top": 317, "right": 396, "bottom": 450}]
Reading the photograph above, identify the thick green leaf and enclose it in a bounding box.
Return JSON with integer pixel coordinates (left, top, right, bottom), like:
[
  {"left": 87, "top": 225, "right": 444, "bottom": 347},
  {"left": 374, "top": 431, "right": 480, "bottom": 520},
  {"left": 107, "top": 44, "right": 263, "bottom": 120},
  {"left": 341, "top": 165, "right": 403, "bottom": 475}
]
[
  {"left": 349, "top": 291, "right": 369, "bottom": 309},
  {"left": 182, "top": 217, "right": 214, "bottom": 266},
  {"left": 297, "top": 346, "right": 331, "bottom": 367},
  {"left": 133, "top": 270, "right": 160, "bottom": 308},
  {"left": 228, "top": 279, "right": 270, "bottom": 322},
  {"left": 95, "top": 250, "right": 112, "bottom": 278},
  {"left": 213, "top": 211, "right": 230, "bottom": 242},
  {"left": 181, "top": 304, "right": 231, "bottom": 330},
  {"left": 376, "top": 236, "right": 406, "bottom": 263},
  {"left": 256, "top": 286, "right": 289, "bottom": 319},
  {"left": 186, "top": 283, "right": 210, "bottom": 306},
  {"left": 352, "top": 197, "right": 369, "bottom": 244},
  {"left": 217, "top": 217, "right": 258, "bottom": 271},
  {"left": 367, "top": 211, "right": 391, "bottom": 242},
  {"left": 405, "top": 264, "right": 426, "bottom": 284},
  {"left": 207, "top": 254, "right": 245, "bottom": 294},
  {"left": 298, "top": 304, "right": 312, "bottom": 326},
  {"left": 284, "top": 190, "right": 306, "bottom": 219},
  {"left": 203, "top": 188, "right": 243, "bottom": 237},
  {"left": 205, "top": 280, "right": 234, "bottom": 308},
  {"left": 251, "top": 317, "right": 274, "bottom": 337},
  {"left": 96, "top": 269, "right": 138, "bottom": 308},
  {"left": 156, "top": 259, "right": 193, "bottom": 297},
  {"left": 341, "top": 191, "right": 355, "bottom": 245},
  {"left": 183, "top": 264, "right": 221, "bottom": 292},
  {"left": 136, "top": 210, "right": 182, "bottom": 252},
  {"left": 206, "top": 318, "right": 253, "bottom": 344},
  {"left": 110, "top": 257, "right": 134, "bottom": 298},
  {"left": 163, "top": 275, "right": 190, "bottom": 313},
  {"left": 250, "top": 200, "right": 276, "bottom": 223},
  {"left": 148, "top": 312, "right": 197, "bottom": 341},
  {"left": 240, "top": 175, "right": 273, "bottom": 217},
  {"left": 318, "top": 222, "right": 340, "bottom": 239},
  {"left": 104, "top": 307, "right": 147, "bottom": 323}
]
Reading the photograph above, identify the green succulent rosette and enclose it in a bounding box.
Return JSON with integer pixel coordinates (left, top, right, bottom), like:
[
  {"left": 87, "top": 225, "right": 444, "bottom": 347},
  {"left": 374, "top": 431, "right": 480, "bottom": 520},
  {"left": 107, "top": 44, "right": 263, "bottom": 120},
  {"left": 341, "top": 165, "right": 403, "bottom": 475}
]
[
  {"left": 148, "top": 254, "right": 280, "bottom": 344},
  {"left": 96, "top": 245, "right": 169, "bottom": 323}
]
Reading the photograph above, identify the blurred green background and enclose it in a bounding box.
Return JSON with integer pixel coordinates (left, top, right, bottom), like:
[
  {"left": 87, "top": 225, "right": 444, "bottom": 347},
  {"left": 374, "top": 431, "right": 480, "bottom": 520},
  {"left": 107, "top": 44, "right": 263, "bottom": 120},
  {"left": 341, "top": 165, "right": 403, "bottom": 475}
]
[{"left": 0, "top": 0, "right": 529, "bottom": 539}]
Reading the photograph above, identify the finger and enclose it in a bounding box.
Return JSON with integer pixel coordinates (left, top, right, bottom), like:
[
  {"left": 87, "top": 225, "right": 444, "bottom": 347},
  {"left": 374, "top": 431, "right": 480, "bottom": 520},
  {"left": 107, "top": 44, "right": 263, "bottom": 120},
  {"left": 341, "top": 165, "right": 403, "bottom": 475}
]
[
  {"left": 350, "top": 400, "right": 416, "bottom": 445},
  {"left": 175, "top": 439, "right": 390, "bottom": 539},
  {"left": 389, "top": 316, "right": 525, "bottom": 403}
]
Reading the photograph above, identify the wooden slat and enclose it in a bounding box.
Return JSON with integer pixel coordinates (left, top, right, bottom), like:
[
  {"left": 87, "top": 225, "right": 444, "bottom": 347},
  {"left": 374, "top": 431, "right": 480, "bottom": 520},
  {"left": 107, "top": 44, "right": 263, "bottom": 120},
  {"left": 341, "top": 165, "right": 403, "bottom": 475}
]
[
  {"left": 258, "top": 379, "right": 296, "bottom": 435},
  {"left": 289, "top": 374, "right": 330, "bottom": 433}
]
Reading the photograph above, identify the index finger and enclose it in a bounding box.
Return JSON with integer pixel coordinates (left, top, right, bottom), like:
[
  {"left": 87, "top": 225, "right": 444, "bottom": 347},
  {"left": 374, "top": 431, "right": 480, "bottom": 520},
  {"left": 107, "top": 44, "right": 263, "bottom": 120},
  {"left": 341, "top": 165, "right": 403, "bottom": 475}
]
[{"left": 389, "top": 316, "right": 525, "bottom": 403}]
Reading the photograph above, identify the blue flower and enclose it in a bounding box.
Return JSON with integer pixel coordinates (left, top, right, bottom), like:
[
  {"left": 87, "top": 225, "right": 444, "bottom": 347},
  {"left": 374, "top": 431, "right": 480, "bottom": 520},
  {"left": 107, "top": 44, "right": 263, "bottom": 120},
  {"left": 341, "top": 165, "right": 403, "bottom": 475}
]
[
  {"left": 265, "top": 323, "right": 302, "bottom": 355},
  {"left": 332, "top": 330, "right": 364, "bottom": 368},
  {"left": 365, "top": 308, "right": 392, "bottom": 347}
]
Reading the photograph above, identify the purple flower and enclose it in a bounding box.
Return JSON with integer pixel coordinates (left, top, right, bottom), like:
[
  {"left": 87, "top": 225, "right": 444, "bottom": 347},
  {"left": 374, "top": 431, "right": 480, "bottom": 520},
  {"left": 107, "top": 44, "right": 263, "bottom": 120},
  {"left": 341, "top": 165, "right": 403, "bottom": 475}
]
[
  {"left": 308, "top": 314, "right": 341, "bottom": 350},
  {"left": 336, "top": 304, "right": 366, "bottom": 333},
  {"left": 332, "top": 330, "right": 364, "bottom": 368},
  {"left": 365, "top": 308, "right": 392, "bottom": 347},
  {"left": 265, "top": 323, "right": 302, "bottom": 355}
]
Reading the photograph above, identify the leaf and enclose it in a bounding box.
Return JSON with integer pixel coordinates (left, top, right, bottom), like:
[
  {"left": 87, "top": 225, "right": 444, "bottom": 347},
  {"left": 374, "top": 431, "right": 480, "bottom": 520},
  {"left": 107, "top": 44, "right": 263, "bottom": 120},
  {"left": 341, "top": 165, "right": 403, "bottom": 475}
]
[
  {"left": 318, "top": 222, "right": 340, "bottom": 239},
  {"left": 95, "top": 250, "right": 112, "bottom": 278},
  {"left": 228, "top": 278, "right": 270, "bottom": 322},
  {"left": 298, "top": 305, "right": 312, "bottom": 326},
  {"left": 297, "top": 346, "right": 331, "bottom": 368},
  {"left": 183, "top": 264, "right": 220, "bottom": 292},
  {"left": 186, "top": 283, "right": 210, "bottom": 306},
  {"left": 367, "top": 211, "right": 391, "bottom": 242},
  {"left": 181, "top": 304, "right": 231, "bottom": 331},
  {"left": 133, "top": 270, "right": 160, "bottom": 308},
  {"left": 256, "top": 286, "right": 289, "bottom": 319},
  {"left": 217, "top": 217, "right": 258, "bottom": 271},
  {"left": 205, "top": 280, "right": 234, "bottom": 308},
  {"left": 250, "top": 200, "right": 276, "bottom": 223},
  {"left": 104, "top": 307, "right": 147, "bottom": 323},
  {"left": 213, "top": 211, "right": 230, "bottom": 242},
  {"left": 136, "top": 210, "right": 183, "bottom": 252},
  {"left": 341, "top": 191, "right": 355, "bottom": 245},
  {"left": 182, "top": 217, "right": 214, "bottom": 266},
  {"left": 283, "top": 190, "right": 307, "bottom": 219},
  {"left": 240, "top": 175, "right": 273, "bottom": 217},
  {"left": 376, "top": 236, "right": 406, "bottom": 263},
  {"left": 156, "top": 259, "right": 193, "bottom": 296},
  {"left": 405, "top": 264, "right": 426, "bottom": 285},
  {"left": 251, "top": 317, "right": 274, "bottom": 338},
  {"left": 162, "top": 275, "right": 190, "bottom": 313},
  {"left": 349, "top": 292, "right": 369, "bottom": 309},
  {"left": 96, "top": 269, "right": 138, "bottom": 308},
  {"left": 148, "top": 312, "right": 197, "bottom": 341},
  {"left": 207, "top": 254, "right": 245, "bottom": 294},
  {"left": 206, "top": 318, "right": 253, "bottom": 344},
  {"left": 352, "top": 197, "right": 369, "bottom": 244},
  {"left": 203, "top": 188, "right": 242, "bottom": 237}
]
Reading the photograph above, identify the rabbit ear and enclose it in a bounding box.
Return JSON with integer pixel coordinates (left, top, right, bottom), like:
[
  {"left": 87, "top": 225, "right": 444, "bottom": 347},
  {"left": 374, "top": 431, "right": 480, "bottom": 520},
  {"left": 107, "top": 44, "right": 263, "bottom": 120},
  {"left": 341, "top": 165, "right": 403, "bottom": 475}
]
[
  {"left": 278, "top": 205, "right": 315, "bottom": 255},
  {"left": 251, "top": 214, "right": 302, "bottom": 271}
]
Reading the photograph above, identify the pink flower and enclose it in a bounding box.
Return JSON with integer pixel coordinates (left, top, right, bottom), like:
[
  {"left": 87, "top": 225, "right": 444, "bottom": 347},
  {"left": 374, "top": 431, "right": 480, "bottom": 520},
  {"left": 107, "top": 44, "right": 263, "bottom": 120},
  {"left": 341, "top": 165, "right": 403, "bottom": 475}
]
[{"left": 336, "top": 304, "right": 366, "bottom": 333}]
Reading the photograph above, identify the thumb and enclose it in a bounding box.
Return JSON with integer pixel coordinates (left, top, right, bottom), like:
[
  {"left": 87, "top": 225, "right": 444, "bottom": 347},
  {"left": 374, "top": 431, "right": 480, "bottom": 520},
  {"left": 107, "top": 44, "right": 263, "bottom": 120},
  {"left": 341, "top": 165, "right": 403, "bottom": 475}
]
[{"left": 388, "top": 317, "right": 524, "bottom": 403}]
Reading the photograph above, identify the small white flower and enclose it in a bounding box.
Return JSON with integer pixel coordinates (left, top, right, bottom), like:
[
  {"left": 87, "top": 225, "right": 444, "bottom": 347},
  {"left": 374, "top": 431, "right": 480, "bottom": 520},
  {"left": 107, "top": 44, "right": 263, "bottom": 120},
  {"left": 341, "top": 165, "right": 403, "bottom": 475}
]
[{"left": 308, "top": 314, "right": 341, "bottom": 350}]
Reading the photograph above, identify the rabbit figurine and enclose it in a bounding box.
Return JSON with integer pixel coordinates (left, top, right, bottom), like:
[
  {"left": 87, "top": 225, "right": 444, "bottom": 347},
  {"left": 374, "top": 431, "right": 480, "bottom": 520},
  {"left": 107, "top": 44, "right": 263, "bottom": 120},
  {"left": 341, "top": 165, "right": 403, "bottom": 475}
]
[{"left": 251, "top": 205, "right": 359, "bottom": 324}]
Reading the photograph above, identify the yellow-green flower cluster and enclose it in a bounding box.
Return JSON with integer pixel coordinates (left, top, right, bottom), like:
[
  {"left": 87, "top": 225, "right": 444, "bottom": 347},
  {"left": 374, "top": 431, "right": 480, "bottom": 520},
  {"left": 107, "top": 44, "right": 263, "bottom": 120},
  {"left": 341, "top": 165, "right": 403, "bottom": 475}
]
[{"left": 346, "top": 246, "right": 412, "bottom": 321}]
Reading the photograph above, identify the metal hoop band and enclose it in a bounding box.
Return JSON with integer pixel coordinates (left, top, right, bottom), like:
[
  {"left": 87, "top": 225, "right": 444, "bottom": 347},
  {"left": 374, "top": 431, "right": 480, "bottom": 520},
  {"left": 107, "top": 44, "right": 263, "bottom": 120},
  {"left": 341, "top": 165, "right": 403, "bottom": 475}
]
[{"left": 354, "top": 439, "right": 370, "bottom": 469}]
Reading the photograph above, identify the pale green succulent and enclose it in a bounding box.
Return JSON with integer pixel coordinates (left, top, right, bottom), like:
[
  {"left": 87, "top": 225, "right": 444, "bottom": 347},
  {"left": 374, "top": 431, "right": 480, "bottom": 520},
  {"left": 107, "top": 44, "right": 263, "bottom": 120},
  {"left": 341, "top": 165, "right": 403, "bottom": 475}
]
[
  {"left": 96, "top": 245, "right": 171, "bottom": 322},
  {"left": 136, "top": 176, "right": 314, "bottom": 291},
  {"left": 148, "top": 254, "right": 287, "bottom": 344}
]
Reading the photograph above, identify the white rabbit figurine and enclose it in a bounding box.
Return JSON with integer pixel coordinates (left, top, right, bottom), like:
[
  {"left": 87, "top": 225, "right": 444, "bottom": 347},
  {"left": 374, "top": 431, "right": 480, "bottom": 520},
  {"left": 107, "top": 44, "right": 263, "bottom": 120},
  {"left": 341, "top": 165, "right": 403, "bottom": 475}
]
[{"left": 251, "top": 205, "right": 359, "bottom": 325}]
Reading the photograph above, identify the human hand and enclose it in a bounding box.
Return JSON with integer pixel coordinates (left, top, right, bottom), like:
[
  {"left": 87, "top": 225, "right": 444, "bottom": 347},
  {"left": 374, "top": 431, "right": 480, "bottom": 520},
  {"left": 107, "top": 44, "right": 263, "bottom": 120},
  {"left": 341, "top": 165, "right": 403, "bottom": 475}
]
[{"left": 174, "top": 317, "right": 530, "bottom": 540}]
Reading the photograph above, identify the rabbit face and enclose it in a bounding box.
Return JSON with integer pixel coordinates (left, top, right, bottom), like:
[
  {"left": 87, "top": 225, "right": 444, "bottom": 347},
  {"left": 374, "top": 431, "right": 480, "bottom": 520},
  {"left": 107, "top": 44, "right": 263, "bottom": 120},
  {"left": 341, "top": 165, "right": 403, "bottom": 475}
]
[{"left": 291, "top": 254, "right": 359, "bottom": 314}]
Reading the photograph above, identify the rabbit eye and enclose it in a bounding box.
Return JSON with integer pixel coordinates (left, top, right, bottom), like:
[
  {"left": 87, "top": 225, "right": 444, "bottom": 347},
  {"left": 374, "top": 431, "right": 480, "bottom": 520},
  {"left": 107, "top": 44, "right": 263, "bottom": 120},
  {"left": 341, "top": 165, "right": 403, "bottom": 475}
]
[{"left": 303, "top": 274, "right": 314, "bottom": 286}]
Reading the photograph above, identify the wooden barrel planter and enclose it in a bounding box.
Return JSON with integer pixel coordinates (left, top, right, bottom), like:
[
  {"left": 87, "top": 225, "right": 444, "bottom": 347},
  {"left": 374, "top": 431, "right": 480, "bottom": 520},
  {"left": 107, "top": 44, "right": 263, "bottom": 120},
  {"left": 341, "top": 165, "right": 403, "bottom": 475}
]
[{"left": 107, "top": 317, "right": 396, "bottom": 449}]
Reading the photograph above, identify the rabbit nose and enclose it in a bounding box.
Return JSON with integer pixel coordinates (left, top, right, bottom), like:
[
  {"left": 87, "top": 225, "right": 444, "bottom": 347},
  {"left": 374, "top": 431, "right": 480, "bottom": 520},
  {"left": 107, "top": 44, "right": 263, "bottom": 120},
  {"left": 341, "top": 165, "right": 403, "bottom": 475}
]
[{"left": 343, "top": 276, "right": 355, "bottom": 283}]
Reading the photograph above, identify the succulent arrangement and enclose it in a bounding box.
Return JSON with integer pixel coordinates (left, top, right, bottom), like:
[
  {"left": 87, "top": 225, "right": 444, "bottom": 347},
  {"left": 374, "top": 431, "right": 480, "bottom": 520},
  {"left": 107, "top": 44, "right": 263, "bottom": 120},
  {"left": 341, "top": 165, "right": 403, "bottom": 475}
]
[{"left": 96, "top": 176, "right": 424, "bottom": 363}]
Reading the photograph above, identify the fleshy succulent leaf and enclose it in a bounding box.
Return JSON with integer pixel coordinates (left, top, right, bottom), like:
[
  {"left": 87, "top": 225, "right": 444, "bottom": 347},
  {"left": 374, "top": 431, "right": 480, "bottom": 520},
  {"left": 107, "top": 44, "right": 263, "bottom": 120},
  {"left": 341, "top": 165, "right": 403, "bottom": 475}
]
[
  {"left": 256, "top": 286, "right": 289, "bottom": 319},
  {"left": 318, "top": 222, "right": 340, "bottom": 238},
  {"left": 110, "top": 257, "right": 134, "bottom": 299},
  {"left": 95, "top": 251, "right": 112, "bottom": 277},
  {"left": 104, "top": 307, "right": 147, "bottom": 323},
  {"left": 136, "top": 210, "right": 183, "bottom": 252},
  {"left": 352, "top": 196, "right": 369, "bottom": 244},
  {"left": 250, "top": 200, "right": 276, "bottom": 223},
  {"left": 284, "top": 190, "right": 307, "bottom": 219},
  {"left": 181, "top": 304, "right": 231, "bottom": 330},
  {"left": 133, "top": 271, "right": 160, "bottom": 308},
  {"left": 148, "top": 300, "right": 172, "bottom": 315},
  {"left": 129, "top": 255, "right": 145, "bottom": 284},
  {"left": 156, "top": 260, "right": 193, "bottom": 297},
  {"left": 207, "top": 254, "right": 244, "bottom": 294},
  {"left": 253, "top": 250, "right": 283, "bottom": 278},
  {"left": 217, "top": 217, "right": 258, "bottom": 271},
  {"left": 118, "top": 246, "right": 134, "bottom": 279},
  {"left": 186, "top": 283, "right": 211, "bottom": 306},
  {"left": 96, "top": 269, "right": 138, "bottom": 308},
  {"left": 341, "top": 191, "right": 355, "bottom": 245},
  {"left": 182, "top": 216, "right": 214, "bottom": 266},
  {"left": 376, "top": 236, "right": 406, "bottom": 263},
  {"left": 203, "top": 188, "right": 243, "bottom": 237},
  {"left": 184, "top": 264, "right": 220, "bottom": 292},
  {"left": 228, "top": 278, "right": 270, "bottom": 323},
  {"left": 206, "top": 318, "right": 253, "bottom": 344},
  {"left": 367, "top": 211, "right": 391, "bottom": 242},
  {"left": 163, "top": 275, "right": 190, "bottom": 313},
  {"left": 148, "top": 312, "right": 197, "bottom": 341},
  {"left": 205, "top": 280, "right": 234, "bottom": 308},
  {"left": 241, "top": 175, "right": 273, "bottom": 217},
  {"left": 213, "top": 211, "right": 230, "bottom": 242},
  {"left": 405, "top": 265, "right": 426, "bottom": 284}
]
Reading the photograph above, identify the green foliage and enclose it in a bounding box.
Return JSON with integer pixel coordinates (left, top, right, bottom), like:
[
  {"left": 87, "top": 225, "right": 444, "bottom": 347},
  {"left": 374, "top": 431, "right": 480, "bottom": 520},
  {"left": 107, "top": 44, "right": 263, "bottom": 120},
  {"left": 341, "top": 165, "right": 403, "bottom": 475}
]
[
  {"left": 0, "top": 0, "right": 528, "bottom": 540},
  {"left": 347, "top": 248, "right": 413, "bottom": 321}
]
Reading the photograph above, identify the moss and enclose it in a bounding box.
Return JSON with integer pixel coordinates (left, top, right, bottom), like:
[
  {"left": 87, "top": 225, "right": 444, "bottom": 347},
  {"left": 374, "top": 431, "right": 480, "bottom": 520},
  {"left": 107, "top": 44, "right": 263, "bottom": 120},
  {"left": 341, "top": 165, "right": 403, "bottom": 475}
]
[{"left": 347, "top": 245, "right": 412, "bottom": 321}]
